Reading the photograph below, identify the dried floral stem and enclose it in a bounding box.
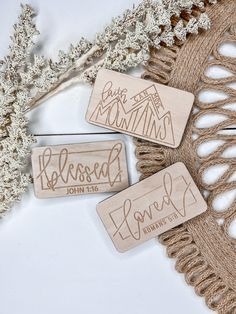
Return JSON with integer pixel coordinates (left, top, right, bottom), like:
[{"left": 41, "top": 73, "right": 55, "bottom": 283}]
[
  {"left": 26, "top": 44, "right": 101, "bottom": 111},
  {"left": 27, "top": 59, "right": 105, "bottom": 111},
  {"left": 25, "top": 0, "right": 215, "bottom": 112}
]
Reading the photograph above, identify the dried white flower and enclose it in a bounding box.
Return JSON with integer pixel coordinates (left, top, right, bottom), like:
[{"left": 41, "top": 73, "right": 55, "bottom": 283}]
[
  {"left": 0, "top": 4, "right": 38, "bottom": 215},
  {"left": 27, "top": 0, "right": 217, "bottom": 108}
]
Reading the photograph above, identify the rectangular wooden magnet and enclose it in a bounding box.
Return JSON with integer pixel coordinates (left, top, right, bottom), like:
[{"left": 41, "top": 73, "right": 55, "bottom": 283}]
[
  {"left": 31, "top": 140, "right": 129, "bottom": 198},
  {"left": 97, "top": 162, "right": 207, "bottom": 252},
  {"left": 86, "top": 69, "right": 194, "bottom": 148}
]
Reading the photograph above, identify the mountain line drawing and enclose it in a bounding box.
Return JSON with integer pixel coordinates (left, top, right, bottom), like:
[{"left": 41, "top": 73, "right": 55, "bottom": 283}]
[{"left": 89, "top": 84, "right": 175, "bottom": 146}]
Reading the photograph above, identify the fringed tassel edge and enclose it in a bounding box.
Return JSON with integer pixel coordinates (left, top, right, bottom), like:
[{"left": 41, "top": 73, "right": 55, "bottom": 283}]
[
  {"left": 134, "top": 137, "right": 167, "bottom": 180},
  {"left": 135, "top": 3, "right": 236, "bottom": 311},
  {"left": 142, "top": 45, "right": 180, "bottom": 85},
  {"left": 159, "top": 226, "right": 236, "bottom": 313}
]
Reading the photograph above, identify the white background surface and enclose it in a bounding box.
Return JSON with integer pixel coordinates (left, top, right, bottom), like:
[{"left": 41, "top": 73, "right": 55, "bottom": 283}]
[{"left": 0, "top": 1, "right": 233, "bottom": 313}]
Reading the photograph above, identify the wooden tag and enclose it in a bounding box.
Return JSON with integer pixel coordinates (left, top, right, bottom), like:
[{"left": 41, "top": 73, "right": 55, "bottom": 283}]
[
  {"left": 31, "top": 140, "right": 129, "bottom": 198},
  {"left": 97, "top": 162, "right": 207, "bottom": 252},
  {"left": 86, "top": 69, "right": 194, "bottom": 148}
]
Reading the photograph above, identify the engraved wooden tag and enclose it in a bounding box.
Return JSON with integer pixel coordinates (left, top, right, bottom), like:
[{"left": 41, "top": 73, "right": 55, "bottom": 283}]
[
  {"left": 86, "top": 69, "right": 194, "bottom": 148},
  {"left": 97, "top": 162, "right": 207, "bottom": 252},
  {"left": 31, "top": 140, "right": 129, "bottom": 198}
]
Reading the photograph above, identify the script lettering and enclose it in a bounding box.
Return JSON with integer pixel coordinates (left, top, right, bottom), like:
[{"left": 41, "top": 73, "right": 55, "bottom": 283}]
[
  {"left": 36, "top": 143, "right": 123, "bottom": 190},
  {"left": 113, "top": 172, "right": 191, "bottom": 240}
]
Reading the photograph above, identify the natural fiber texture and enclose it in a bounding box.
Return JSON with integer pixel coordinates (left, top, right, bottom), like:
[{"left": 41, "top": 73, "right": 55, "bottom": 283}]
[{"left": 135, "top": 1, "right": 236, "bottom": 313}]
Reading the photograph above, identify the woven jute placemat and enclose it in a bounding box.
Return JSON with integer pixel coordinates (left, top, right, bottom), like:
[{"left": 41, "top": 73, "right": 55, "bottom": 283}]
[{"left": 135, "top": 1, "right": 236, "bottom": 313}]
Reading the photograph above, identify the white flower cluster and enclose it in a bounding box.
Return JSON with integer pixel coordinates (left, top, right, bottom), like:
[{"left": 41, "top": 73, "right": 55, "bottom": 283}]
[
  {"left": 29, "top": 0, "right": 216, "bottom": 107},
  {"left": 0, "top": 0, "right": 217, "bottom": 215},
  {"left": 30, "top": 0, "right": 215, "bottom": 99},
  {"left": 84, "top": 0, "right": 213, "bottom": 79},
  {"left": 0, "top": 5, "right": 37, "bottom": 215}
]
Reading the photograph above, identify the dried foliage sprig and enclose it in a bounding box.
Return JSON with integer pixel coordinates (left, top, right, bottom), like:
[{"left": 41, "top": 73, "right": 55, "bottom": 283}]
[
  {"left": 27, "top": 0, "right": 216, "bottom": 111},
  {"left": 0, "top": 5, "right": 37, "bottom": 214},
  {"left": 0, "top": 0, "right": 217, "bottom": 215}
]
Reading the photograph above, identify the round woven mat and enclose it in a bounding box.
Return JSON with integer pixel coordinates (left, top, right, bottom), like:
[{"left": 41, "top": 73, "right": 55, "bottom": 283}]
[{"left": 135, "top": 1, "right": 236, "bottom": 313}]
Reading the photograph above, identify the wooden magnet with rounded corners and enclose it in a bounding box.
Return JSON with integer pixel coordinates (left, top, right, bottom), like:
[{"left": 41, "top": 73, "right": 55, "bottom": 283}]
[
  {"left": 31, "top": 140, "right": 129, "bottom": 198},
  {"left": 96, "top": 162, "right": 207, "bottom": 252},
  {"left": 86, "top": 69, "right": 194, "bottom": 148}
]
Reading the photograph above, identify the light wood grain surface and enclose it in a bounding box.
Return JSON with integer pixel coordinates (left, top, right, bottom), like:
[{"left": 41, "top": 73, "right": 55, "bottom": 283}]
[
  {"left": 32, "top": 140, "right": 129, "bottom": 198},
  {"left": 97, "top": 162, "right": 207, "bottom": 252},
  {"left": 86, "top": 69, "right": 194, "bottom": 148}
]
